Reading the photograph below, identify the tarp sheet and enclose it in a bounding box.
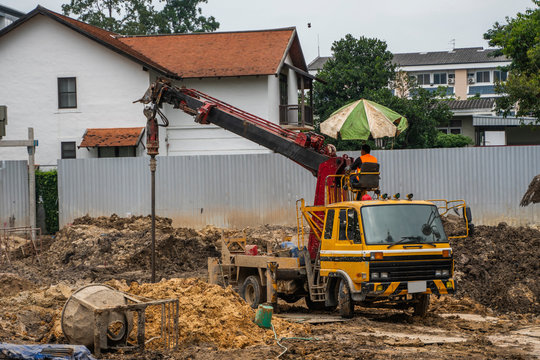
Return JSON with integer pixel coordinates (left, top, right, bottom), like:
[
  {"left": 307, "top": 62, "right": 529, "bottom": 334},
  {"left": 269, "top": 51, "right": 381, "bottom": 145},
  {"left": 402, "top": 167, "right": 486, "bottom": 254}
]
[{"left": 0, "top": 343, "right": 96, "bottom": 360}]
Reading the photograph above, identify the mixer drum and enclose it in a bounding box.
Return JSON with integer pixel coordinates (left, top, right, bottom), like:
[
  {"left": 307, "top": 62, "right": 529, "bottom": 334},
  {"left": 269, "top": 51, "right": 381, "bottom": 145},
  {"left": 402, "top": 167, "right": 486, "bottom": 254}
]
[{"left": 61, "top": 284, "right": 133, "bottom": 349}]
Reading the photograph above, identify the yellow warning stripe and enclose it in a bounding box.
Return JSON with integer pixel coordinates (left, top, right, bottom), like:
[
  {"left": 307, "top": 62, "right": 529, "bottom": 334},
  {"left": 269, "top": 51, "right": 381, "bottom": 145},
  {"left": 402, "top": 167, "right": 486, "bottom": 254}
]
[
  {"left": 383, "top": 282, "right": 400, "bottom": 296},
  {"left": 434, "top": 279, "right": 448, "bottom": 294}
]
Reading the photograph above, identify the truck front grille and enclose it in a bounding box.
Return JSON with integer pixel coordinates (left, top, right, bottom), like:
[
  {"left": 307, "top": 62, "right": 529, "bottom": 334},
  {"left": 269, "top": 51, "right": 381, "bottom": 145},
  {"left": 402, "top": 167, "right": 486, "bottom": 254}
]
[{"left": 370, "top": 260, "right": 452, "bottom": 282}]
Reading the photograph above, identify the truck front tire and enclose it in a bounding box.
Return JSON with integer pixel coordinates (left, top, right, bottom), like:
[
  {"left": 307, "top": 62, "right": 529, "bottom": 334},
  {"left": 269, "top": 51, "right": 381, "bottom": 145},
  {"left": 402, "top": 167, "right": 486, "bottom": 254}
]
[
  {"left": 338, "top": 280, "right": 354, "bottom": 318},
  {"left": 413, "top": 293, "right": 430, "bottom": 317},
  {"left": 240, "top": 275, "right": 263, "bottom": 309}
]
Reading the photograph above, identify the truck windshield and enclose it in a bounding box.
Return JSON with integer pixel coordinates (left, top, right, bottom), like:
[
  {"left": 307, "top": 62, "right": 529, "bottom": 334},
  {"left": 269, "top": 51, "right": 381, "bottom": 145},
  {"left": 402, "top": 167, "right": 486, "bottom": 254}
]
[{"left": 361, "top": 204, "right": 447, "bottom": 245}]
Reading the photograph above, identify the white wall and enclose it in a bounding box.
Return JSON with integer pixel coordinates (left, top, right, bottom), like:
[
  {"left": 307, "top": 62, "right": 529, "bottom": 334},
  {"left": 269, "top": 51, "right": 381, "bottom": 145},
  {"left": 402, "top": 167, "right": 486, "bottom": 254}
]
[
  {"left": 155, "top": 74, "right": 283, "bottom": 156},
  {"left": 0, "top": 15, "right": 150, "bottom": 165}
]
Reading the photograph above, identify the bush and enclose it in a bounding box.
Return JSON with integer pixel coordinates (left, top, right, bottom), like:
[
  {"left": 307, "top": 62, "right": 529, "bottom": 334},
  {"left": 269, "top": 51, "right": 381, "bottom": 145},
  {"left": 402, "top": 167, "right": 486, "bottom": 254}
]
[
  {"left": 433, "top": 133, "right": 474, "bottom": 148},
  {"left": 36, "top": 169, "right": 58, "bottom": 234}
]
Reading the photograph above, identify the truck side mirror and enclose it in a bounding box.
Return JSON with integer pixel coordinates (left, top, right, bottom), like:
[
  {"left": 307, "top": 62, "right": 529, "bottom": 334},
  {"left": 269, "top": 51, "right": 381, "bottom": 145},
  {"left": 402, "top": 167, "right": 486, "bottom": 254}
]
[{"left": 421, "top": 223, "right": 432, "bottom": 236}]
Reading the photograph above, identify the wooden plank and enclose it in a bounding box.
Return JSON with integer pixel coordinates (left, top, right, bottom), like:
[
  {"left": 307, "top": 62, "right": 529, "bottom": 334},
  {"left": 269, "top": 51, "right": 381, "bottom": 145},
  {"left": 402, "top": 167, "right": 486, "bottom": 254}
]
[
  {"left": 234, "top": 254, "right": 300, "bottom": 269},
  {"left": 276, "top": 313, "right": 350, "bottom": 324}
]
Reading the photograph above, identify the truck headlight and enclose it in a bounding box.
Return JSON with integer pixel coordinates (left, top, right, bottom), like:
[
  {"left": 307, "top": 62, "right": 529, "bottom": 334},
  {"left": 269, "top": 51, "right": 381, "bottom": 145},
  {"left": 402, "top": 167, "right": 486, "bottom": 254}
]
[
  {"left": 442, "top": 269, "right": 449, "bottom": 277},
  {"left": 371, "top": 272, "right": 380, "bottom": 279},
  {"left": 380, "top": 272, "right": 389, "bottom": 279},
  {"left": 435, "top": 270, "right": 442, "bottom": 277}
]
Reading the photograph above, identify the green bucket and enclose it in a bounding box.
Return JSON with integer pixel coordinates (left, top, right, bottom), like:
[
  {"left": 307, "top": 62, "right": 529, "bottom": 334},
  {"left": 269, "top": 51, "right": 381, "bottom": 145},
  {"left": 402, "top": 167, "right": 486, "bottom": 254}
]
[{"left": 253, "top": 304, "right": 273, "bottom": 329}]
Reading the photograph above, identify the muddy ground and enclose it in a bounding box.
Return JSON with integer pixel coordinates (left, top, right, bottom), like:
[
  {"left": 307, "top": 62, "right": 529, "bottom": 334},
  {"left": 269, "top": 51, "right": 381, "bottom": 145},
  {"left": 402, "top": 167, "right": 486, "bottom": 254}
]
[{"left": 0, "top": 214, "right": 538, "bottom": 359}]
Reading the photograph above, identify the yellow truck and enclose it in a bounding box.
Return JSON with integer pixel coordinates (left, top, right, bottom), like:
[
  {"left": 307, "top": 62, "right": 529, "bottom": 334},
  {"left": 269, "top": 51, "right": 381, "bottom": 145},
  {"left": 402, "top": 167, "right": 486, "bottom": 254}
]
[{"left": 209, "top": 174, "right": 472, "bottom": 318}]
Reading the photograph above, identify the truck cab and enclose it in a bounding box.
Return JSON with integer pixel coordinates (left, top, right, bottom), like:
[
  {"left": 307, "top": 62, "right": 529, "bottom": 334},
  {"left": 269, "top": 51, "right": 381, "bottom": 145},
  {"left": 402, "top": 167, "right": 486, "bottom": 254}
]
[{"left": 317, "top": 199, "right": 456, "bottom": 317}]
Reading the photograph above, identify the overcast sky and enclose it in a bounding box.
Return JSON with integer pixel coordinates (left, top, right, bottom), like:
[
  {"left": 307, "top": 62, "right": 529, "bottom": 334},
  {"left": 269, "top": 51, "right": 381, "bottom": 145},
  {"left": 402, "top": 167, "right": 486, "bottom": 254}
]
[{"left": 2, "top": 0, "right": 535, "bottom": 63}]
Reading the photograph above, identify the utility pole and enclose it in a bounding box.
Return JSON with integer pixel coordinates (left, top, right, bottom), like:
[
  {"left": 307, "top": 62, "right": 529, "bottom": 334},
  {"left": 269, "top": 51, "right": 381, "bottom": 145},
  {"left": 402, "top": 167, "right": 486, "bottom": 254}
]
[
  {"left": 27, "top": 128, "right": 36, "bottom": 240},
  {"left": 144, "top": 104, "right": 160, "bottom": 283}
]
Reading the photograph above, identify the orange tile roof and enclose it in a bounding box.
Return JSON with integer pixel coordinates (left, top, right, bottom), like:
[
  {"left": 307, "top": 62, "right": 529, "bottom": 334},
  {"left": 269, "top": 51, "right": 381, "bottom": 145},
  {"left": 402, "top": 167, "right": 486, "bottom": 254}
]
[
  {"left": 118, "top": 29, "right": 298, "bottom": 78},
  {"left": 0, "top": 7, "right": 306, "bottom": 79},
  {"left": 79, "top": 127, "right": 144, "bottom": 148}
]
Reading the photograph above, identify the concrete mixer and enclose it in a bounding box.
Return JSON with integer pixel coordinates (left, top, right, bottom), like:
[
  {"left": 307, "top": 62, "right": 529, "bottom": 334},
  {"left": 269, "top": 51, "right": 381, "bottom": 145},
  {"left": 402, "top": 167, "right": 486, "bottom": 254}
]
[{"left": 61, "top": 284, "right": 179, "bottom": 356}]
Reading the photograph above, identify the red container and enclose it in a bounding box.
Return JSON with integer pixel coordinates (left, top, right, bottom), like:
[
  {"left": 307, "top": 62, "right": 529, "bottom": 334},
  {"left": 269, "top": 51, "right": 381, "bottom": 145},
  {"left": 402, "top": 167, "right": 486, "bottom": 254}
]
[{"left": 245, "top": 245, "right": 258, "bottom": 256}]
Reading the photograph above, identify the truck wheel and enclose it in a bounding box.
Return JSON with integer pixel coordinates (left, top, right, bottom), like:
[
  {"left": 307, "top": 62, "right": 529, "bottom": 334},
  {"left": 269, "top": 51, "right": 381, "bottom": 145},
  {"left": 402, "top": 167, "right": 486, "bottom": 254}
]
[
  {"left": 338, "top": 280, "right": 354, "bottom": 318},
  {"left": 240, "top": 275, "right": 263, "bottom": 309},
  {"left": 413, "top": 293, "right": 430, "bottom": 317}
]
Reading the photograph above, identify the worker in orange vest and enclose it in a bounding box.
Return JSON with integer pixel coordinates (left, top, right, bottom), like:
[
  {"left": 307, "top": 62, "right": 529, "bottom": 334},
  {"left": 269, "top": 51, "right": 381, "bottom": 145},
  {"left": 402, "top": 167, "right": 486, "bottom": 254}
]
[
  {"left": 350, "top": 144, "right": 378, "bottom": 200},
  {"left": 350, "top": 144, "right": 378, "bottom": 172}
]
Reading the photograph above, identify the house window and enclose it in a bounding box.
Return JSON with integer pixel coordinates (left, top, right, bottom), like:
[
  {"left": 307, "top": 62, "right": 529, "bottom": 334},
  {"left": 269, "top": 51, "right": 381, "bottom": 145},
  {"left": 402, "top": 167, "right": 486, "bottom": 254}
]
[
  {"left": 433, "top": 73, "right": 447, "bottom": 85},
  {"left": 61, "top": 141, "right": 76, "bottom": 159},
  {"left": 476, "top": 71, "right": 490, "bottom": 83},
  {"left": 438, "top": 120, "right": 462, "bottom": 135},
  {"left": 58, "top": 77, "right": 77, "bottom": 109},
  {"left": 494, "top": 70, "right": 508, "bottom": 82},
  {"left": 98, "top": 146, "right": 136, "bottom": 158},
  {"left": 415, "top": 73, "right": 430, "bottom": 85}
]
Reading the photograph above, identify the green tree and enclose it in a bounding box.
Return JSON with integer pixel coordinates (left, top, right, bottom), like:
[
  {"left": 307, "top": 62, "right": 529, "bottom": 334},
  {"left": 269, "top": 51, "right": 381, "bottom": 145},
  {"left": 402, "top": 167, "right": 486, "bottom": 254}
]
[
  {"left": 313, "top": 35, "right": 454, "bottom": 149},
  {"left": 313, "top": 34, "right": 396, "bottom": 121},
  {"left": 484, "top": 0, "right": 540, "bottom": 121},
  {"left": 375, "top": 86, "right": 454, "bottom": 149},
  {"left": 155, "top": 0, "right": 219, "bottom": 33},
  {"left": 62, "top": 0, "right": 219, "bottom": 35},
  {"left": 35, "top": 169, "right": 59, "bottom": 234}
]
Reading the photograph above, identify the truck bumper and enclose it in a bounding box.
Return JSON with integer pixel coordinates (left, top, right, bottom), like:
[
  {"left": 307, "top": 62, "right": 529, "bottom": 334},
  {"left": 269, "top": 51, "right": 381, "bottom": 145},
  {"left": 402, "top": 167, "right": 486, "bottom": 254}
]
[{"left": 362, "top": 279, "right": 455, "bottom": 298}]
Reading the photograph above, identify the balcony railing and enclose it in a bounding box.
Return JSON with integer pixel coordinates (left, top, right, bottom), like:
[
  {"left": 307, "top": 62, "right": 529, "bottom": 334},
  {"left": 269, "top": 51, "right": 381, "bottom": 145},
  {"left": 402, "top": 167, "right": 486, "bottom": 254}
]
[{"left": 279, "top": 104, "right": 313, "bottom": 128}]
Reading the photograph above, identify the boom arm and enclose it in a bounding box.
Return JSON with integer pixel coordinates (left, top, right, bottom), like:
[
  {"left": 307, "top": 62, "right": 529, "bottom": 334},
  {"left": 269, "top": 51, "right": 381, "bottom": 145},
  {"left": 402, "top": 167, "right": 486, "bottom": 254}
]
[{"left": 139, "top": 79, "right": 336, "bottom": 175}]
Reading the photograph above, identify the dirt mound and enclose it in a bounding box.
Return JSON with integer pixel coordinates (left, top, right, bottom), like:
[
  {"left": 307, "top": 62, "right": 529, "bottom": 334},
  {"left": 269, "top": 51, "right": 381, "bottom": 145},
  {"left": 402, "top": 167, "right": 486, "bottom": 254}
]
[
  {"left": 72, "top": 214, "right": 174, "bottom": 231},
  {"left": 430, "top": 295, "right": 493, "bottom": 316},
  {"left": 16, "top": 216, "right": 297, "bottom": 285},
  {"left": 0, "top": 282, "right": 74, "bottom": 343},
  {"left": 109, "top": 278, "right": 308, "bottom": 349},
  {"left": 520, "top": 174, "right": 540, "bottom": 206},
  {"left": 451, "top": 222, "right": 540, "bottom": 314},
  {"left": 0, "top": 273, "right": 36, "bottom": 298},
  {"left": 39, "top": 217, "right": 220, "bottom": 283}
]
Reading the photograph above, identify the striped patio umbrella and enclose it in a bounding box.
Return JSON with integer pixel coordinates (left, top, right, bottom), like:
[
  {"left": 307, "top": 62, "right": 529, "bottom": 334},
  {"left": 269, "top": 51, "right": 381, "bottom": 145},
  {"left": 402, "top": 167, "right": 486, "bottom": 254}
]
[{"left": 320, "top": 99, "right": 408, "bottom": 140}]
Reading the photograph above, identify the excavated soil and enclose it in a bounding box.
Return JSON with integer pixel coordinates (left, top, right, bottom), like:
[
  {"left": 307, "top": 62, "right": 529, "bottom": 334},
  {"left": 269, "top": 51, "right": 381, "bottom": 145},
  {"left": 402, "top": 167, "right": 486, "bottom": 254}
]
[
  {"left": 0, "top": 214, "right": 538, "bottom": 359},
  {"left": 107, "top": 278, "right": 308, "bottom": 349},
  {"left": 442, "top": 216, "right": 540, "bottom": 315}
]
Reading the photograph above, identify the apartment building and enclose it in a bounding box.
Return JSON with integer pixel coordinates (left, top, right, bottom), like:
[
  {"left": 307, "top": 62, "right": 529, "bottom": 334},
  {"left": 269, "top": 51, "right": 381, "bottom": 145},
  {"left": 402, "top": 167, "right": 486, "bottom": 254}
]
[
  {"left": 393, "top": 47, "right": 510, "bottom": 99},
  {"left": 308, "top": 47, "right": 539, "bottom": 146}
]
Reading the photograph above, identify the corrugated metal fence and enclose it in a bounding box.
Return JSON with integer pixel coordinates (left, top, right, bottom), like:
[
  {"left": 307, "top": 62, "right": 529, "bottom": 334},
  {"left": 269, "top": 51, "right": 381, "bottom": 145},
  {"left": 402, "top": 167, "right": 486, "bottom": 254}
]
[
  {"left": 58, "top": 146, "right": 540, "bottom": 228},
  {"left": 0, "top": 160, "right": 29, "bottom": 228}
]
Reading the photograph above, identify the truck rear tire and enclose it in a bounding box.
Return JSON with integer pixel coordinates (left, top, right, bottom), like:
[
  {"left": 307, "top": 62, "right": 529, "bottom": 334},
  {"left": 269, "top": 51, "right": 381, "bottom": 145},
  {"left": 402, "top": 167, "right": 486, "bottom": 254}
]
[
  {"left": 338, "top": 280, "right": 354, "bottom": 318},
  {"left": 413, "top": 293, "right": 430, "bottom": 317},
  {"left": 240, "top": 275, "right": 263, "bottom": 309}
]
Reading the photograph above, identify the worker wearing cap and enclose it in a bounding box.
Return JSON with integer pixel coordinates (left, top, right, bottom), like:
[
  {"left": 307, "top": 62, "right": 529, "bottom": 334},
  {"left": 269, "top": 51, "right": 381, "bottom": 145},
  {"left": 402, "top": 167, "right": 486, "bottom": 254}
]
[{"left": 350, "top": 144, "right": 378, "bottom": 172}]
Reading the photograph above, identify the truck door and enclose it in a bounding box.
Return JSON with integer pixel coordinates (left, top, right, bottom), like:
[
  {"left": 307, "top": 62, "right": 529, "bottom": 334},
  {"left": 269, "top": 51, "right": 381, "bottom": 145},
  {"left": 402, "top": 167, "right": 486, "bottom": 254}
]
[
  {"left": 335, "top": 208, "right": 363, "bottom": 253},
  {"left": 319, "top": 209, "right": 335, "bottom": 275},
  {"left": 335, "top": 208, "right": 365, "bottom": 288}
]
